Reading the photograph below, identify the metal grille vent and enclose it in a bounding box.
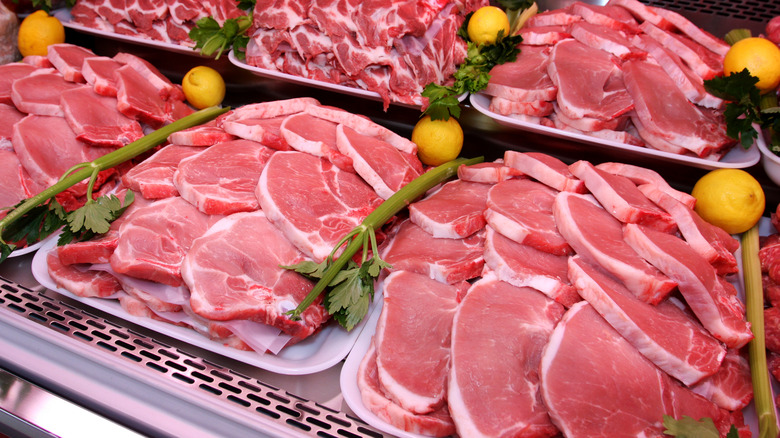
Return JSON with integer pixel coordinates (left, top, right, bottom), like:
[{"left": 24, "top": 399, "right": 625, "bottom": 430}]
[
  {"left": 643, "top": 0, "right": 775, "bottom": 23},
  {"left": 0, "top": 277, "right": 387, "bottom": 438}
]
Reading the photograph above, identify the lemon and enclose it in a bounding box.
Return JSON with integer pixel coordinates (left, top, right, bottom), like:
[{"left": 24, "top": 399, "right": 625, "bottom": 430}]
[
  {"left": 723, "top": 37, "right": 780, "bottom": 93},
  {"left": 467, "top": 6, "right": 511, "bottom": 45},
  {"left": 17, "top": 10, "right": 65, "bottom": 57},
  {"left": 691, "top": 169, "right": 765, "bottom": 234},
  {"left": 411, "top": 116, "right": 464, "bottom": 166},
  {"left": 182, "top": 66, "right": 226, "bottom": 109}
]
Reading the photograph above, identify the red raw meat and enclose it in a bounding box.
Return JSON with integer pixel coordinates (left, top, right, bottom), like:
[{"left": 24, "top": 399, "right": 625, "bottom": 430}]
[
  {"left": 569, "top": 21, "right": 646, "bottom": 60},
  {"left": 61, "top": 85, "right": 145, "bottom": 148},
  {"left": 168, "top": 112, "right": 235, "bottom": 146},
  {"left": 623, "top": 223, "right": 753, "bottom": 349},
  {"left": 374, "top": 270, "right": 462, "bottom": 414},
  {"left": 109, "top": 197, "right": 213, "bottom": 286},
  {"left": 357, "top": 343, "right": 456, "bottom": 437},
  {"left": 503, "top": 151, "right": 586, "bottom": 193},
  {"left": 526, "top": 8, "right": 581, "bottom": 27},
  {"left": 0, "top": 150, "right": 37, "bottom": 213},
  {"left": 606, "top": 0, "right": 674, "bottom": 30},
  {"left": 485, "top": 178, "right": 572, "bottom": 255},
  {"left": 639, "top": 21, "right": 722, "bottom": 81},
  {"left": 547, "top": 39, "right": 634, "bottom": 121},
  {"left": 0, "top": 104, "right": 24, "bottom": 150},
  {"left": 622, "top": 59, "right": 733, "bottom": 157},
  {"left": 121, "top": 145, "right": 203, "bottom": 199},
  {"left": 639, "top": 184, "right": 738, "bottom": 275},
  {"left": 489, "top": 97, "right": 554, "bottom": 117},
  {"left": 540, "top": 301, "right": 738, "bottom": 438},
  {"left": 551, "top": 103, "right": 629, "bottom": 132},
  {"left": 280, "top": 112, "right": 353, "bottom": 171},
  {"left": 114, "top": 52, "right": 184, "bottom": 101},
  {"left": 569, "top": 160, "right": 677, "bottom": 233},
  {"left": 126, "top": 0, "right": 168, "bottom": 30},
  {"left": 568, "top": 256, "right": 725, "bottom": 385},
  {"left": 485, "top": 45, "right": 557, "bottom": 103},
  {"left": 594, "top": 161, "right": 696, "bottom": 208},
  {"left": 448, "top": 273, "right": 563, "bottom": 438},
  {"left": 183, "top": 210, "right": 328, "bottom": 342},
  {"left": 256, "top": 151, "right": 383, "bottom": 262},
  {"left": 0, "top": 63, "right": 38, "bottom": 105},
  {"left": 651, "top": 6, "right": 730, "bottom": 57},
  {"left": 456, "top": 161, "right": 523, "bottom": 184},
  {"left": 517, "top": 25, "right": 572, "bottom": 45},
  {"left": 380, "top": 219, "right": 484, "bottom": 285},
  {"left": 11, "top": 72, "right": 84, "bottom": 116},
  {"left": 173, "top": 139, "right": 276, "bottom": 215},
  {"left": 47, "top": 251, "right": 123, "bottom": 298},
  {"left": 46, "top": 43, "right": 96, "bottom": 83},
  {"left": 408, "top": 179, "right": 489, "bottom": 239},
  {"left": 336, "top": 124, "right": 422, "bottom": 200},
  {"left": 553, "top": 191, "right": 676, "bottom": 304},
  {"left": 768, "top": 16, "right": 780, "bottom": 45},
  {"left": 690, "top": 349, "right": 754, "bottom": 411},
  {"left": 12, "top": 114, "right": 107, "bottom": 189},
  {"left": 570, "top": 1, "right": 639, "bottom": 33},
  {"left": 82, "top": 56, "right": 124, "bottom": 97},
  {"left": 483, "top": 225, "right": 579, "bottom": 307}
]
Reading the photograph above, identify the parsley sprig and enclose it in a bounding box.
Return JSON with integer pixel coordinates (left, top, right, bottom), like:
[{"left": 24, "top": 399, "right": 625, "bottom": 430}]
[
  {"left": 190, "top": 14, "right": 253, "bottom": 61},
  {"left": 703, "top": 69, "right": 780, "bottom": 150},
  {"left": 284, "top": 156, "right": 484, "bottom": 331},
  {"left": 0, "top": 106, "right": 229, "bottom": 264},
  {"left": 422, "top": 9, "right": 524, "bottom": 120},
  {"left": 663, "top": 415, "right": 739, "bottom": 438}
]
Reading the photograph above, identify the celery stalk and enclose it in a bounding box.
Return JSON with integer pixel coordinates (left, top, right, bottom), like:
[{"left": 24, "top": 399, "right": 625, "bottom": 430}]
[
  {"left": 0, "top": 105, "right": 229, "bottom": 247},
  {"left": 742, "top": 224, "right": 780, "bottom": 438}
]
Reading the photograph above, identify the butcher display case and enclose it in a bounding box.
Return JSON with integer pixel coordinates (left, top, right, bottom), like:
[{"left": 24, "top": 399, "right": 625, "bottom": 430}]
[{"left": 1, "top": 0, "right": 778, "bottom": 436}]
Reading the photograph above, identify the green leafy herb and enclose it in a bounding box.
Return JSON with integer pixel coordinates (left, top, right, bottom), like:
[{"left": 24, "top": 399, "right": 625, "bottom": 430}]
[
  {"left": 703, "top": 69, "right": 780, "bottom": 150},
  {"left": 663, "top": 415, "right": 739, "bottom": 438},
  {"left": 190, "top": 14, "right": 253, "bottom": 60},
  {"left": 496, "top": 0, "right": 535, "bottom": 10},
  {"left": 284, "top": 156, "right": 484, "bottom": 331},
  {"left": 27, "top": 0, "right": 76, "bottom": 13},
  {"left": 0, "top": 106, "right": 229, "bottom": 264}
]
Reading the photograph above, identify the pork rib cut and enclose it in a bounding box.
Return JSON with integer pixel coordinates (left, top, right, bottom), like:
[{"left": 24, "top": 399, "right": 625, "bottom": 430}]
[
  {"left": 503, "top": 151, "right": 585, "bottom": 193},
  {"left": 121, "top": 145, "right": 204, "bottom": 200},
  {"left": 60, "top": 85, "right": 145, "bottom": 147},
  {"left": 408, "top": 179, "right": 490, "bottom": 239},
  {"left": 448, "top": 273, "right": 563, "bottom": 438}
]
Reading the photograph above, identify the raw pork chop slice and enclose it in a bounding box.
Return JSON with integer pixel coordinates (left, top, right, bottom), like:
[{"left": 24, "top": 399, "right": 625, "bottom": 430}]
[
  {"left": 486, "top": 178, "right": 572, "bottom": 255},
  {"left": 568, "top": 256, "right": 725, "bottom": 385},
  {"left": 448, "top": 273, "right": 563, "bottom": 438},
  {"left": 569, "top": 160, "right": 677, "bottom": 233},
  {"left": 651, "top": 7, "right": 730, "bottom": 56},
  {"left": 374, "top": 270, "right": 462, "bottom": 414},
  {"left": 47, "top": 251, "right": 123, "bottom": 298},
  {"left": 12, "top": 114, "right": 106, "bottom": 189},
  {"left": 540, "top": 302, "right": 739, "bottom": 438},
  {"left": 256, "top": 151, "right": 383, "bottom": 262},
  {"left": 56, "top": 191, "right": 151, "bottom": 265},
  {"left": 11, "top": 72, "right": 84, "bottom": 116},
  {"left": 336, "top": 124, "right": 422, "bottom": 200},
  {"left": 0, "top": 150, "right": 36, "bottom": 212},
  {"left": 61, "top": 85, "right": 145, "bottom": 147},
  {"left": 489, "top": 97, "right": 554, "bottom": 117},
  {"left": 221, "top": 98, "right": 319, "bottom": 149},
  {"left": 639, "top": 21, "right": 722, "bottom": 81},
  {"left": 183, "top": 210, "right": 328, "bottom": 341},
  {"left": 518, "top": 25, "right": 572, "bottom": 45},
  {"left": 0, "top": 63, "right": 38, "bottom": 105},
  {"left": 380, "top": 219, "right": 484, "bottom": 285},
  {"left": 503, "top": 151, "right": 585, "bottom": 193},
  {"left": 485, "top": 45, "right": 557, "bottom": 102},
  {"left": 639, "top": 184, "right": 738, "bottom": 275},
  {"left": 594, "top": 161, "right": 696, "bottom": 208},
  {"left": 570, "top": 1, "right": 639, "bottom": 32},
  {"left": 553, "top": 191, "right": 676, "bottom": 304},
  {"left": 551, "top": 103, "right": 629, "bottom": 132},
  {"left": 408, "top": 179, "right": 489, "bottom": 239},
  {"left": 526, "top": 8, "right": 582, "bottom": 27},
  {"left": 0, "top": 104, "right": 25, "bottom": 150},
  {"left": 82, "top": 56, "right": 123, "bottom": 97},
  {"left": 110, "top": 197, "right": 213, "bottom": 287},
  {"left": 121, "top": 145, "right": 203, "bottom": 199},
  {"left": 357, "top": 343, "right": 456, "bottom": 437},
  {"left": 623, "top": 223, "right": 753, "bottom": 348},
  {"left": 305, "top": 104, "right": 417, "bottom": 154},
  {"left": 547, "top": 39, "right": 634, "bottom": 121},
  {"left": 690, "top": 349, "right": 753, "bottom": 411},
  {"left": 46, "top": 43, "right": 96, "bottom": 83},
  {"left": 280, "top": 112, "right": 353, "bottom": 171},
  {"left": 622, "top": 59, "right": 732, "bottom": 157},
  {"left": 115, "top": 64, "right": 173, "bottom": 128},
  {"left": 114, "top": 52, "right": 184, "bottom": 101},
  {"left": 483, "top": 225, "right": 579, "bottom": 307},
  {"left": 168, "top": 112, "right": 235, "bottom": 146},
  {"left": 456, "top": 160, "right": 523, "bottom": 184},
  {"left": 606, "top": 0, "right": 673, "bottom": 30},
  {"left": 173, "top": 139, "right": 275, "bottom": 215},
  {"left": 569, "top": 21, "right": 645, "bottom": 60}
]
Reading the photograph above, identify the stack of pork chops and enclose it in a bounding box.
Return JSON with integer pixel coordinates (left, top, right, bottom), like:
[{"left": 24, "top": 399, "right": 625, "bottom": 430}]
[
  {"left": 44, "top": 96, "right": 424, "bottom": 353},
  {"left": 358, "top": 153, "right": 753, "bottom": 437},
  {"left": 0, "top": 43, "right": 191, "bottom": 217},
  {"left": 484, "top": 0, "right": 735, "bottom": 160}
]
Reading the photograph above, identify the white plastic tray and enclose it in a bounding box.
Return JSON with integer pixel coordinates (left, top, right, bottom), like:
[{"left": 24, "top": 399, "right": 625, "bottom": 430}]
[
  {"left": 470, "top": 92, "right": 761, "bottom": 170},
  {"left": 32, "top": 236, "right": 378, "bottom": 375},
  {"left": 52, "top": 8, "right": 203, "bottom": 56}
]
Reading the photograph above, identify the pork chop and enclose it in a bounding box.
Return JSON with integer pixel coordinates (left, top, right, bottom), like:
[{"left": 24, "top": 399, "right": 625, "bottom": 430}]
[
  {"left": 503, "top": 151, "right": 585, "bottom": 193},
  {"left": 11, "top": 72, "right": 84, "bottom": 116},
  {"left": 121, "top": 145, "right": 203, "bottom": 200},
  {"left": 408, "top": 179, "right": 490, "bottom": 239},
  {"left": 60, "top": 85, "right": 145, "bottom": 147}
]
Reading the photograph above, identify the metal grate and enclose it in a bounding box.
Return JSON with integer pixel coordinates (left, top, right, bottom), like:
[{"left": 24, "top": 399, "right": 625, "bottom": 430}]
[
  {"left": 643, "top": 0, "right": 775, "bottom": 24},
  {"left": 0, "top": 276, "right": 387, "bottom": 438}
]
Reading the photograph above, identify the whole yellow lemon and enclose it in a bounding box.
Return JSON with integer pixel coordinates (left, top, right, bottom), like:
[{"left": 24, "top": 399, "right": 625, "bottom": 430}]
[
  {"left": 411, "top": 116, "right": 464, "bottom": 166},
  {"left": 17, "top": 10, "right": 65, "bottom": 57},
  {"left": 182, "top": 66, "right": 226, "bottom": 109},
  {"left": 723, "top": 37, "right": 780, "bottom": 93},
  {"left": 467, "top": 6, "right": 511, "bottom": 45},
  {"left": 691, "top": 168, "right": 765, "bottom": 234}
]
